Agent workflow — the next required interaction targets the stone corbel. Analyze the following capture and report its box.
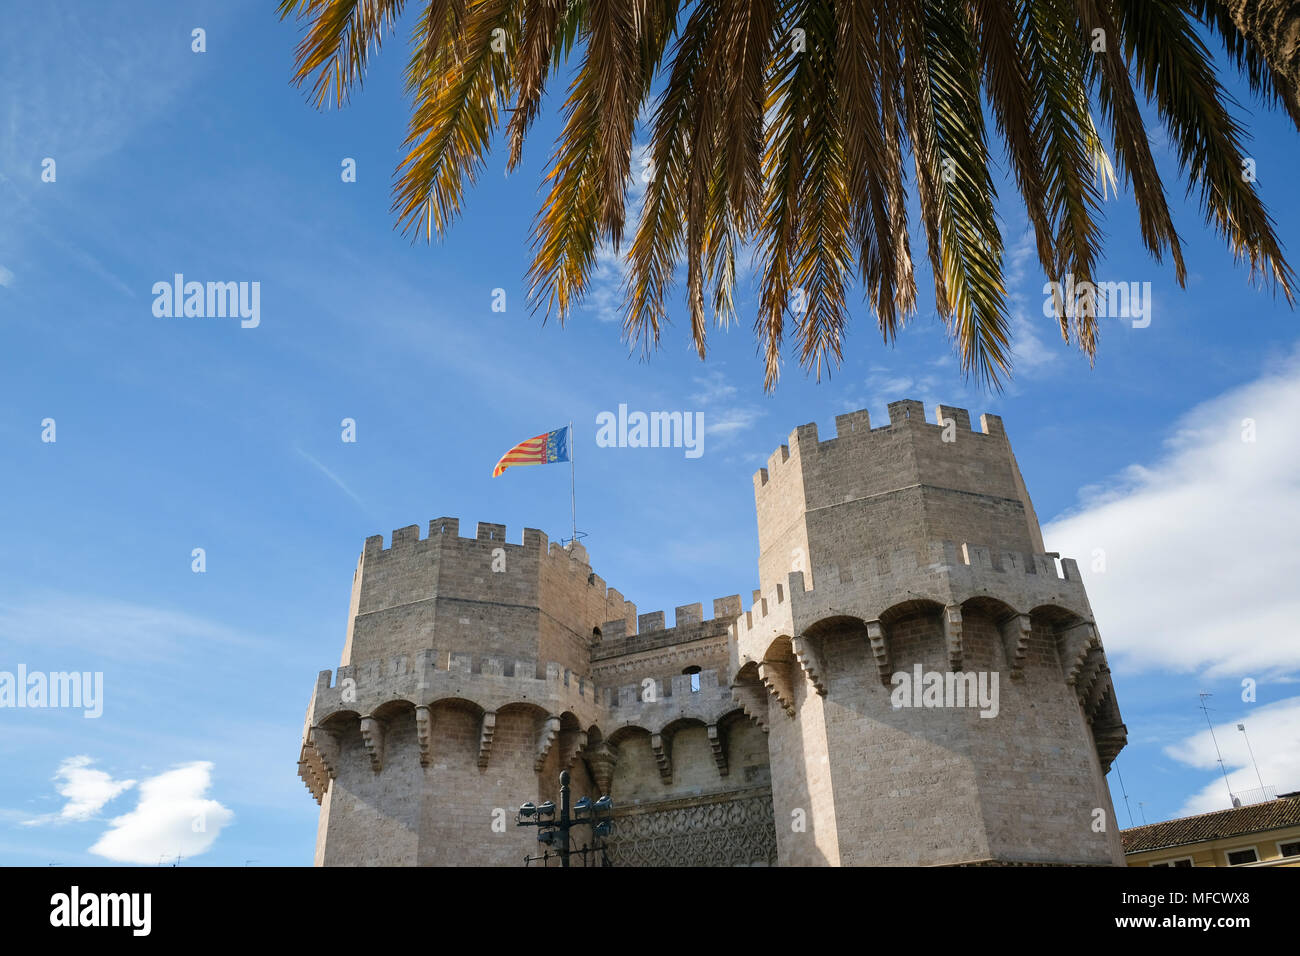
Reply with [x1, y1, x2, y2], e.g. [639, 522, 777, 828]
[707, 724, 728, 777]
[731, 682, 770, 732]
[297, 753, 325, 804]
[759, 659, 796, 718]
[308, 725, 340, 781]
[1075, 647, 1105, 703]
[1001, 614, 1032, 679]
[478, 711, 497, 769]
[791, 634, 827, 696]
[1084, 666, 1112, 722]
[359, 715, 385, 772]
[560, 730, 588, 770]
[866, 620, 892, 685]
[1092, 715, 1128, 774]
[584, 741, 620, 797]
[534, 716, 561, 772]
[944, 605, 963, 672]
[1058, 622, 1098, 685]
[415, 705, 432, 767]
[650, 732, 672, 783]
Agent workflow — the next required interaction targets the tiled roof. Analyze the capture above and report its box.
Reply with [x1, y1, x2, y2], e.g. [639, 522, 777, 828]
[1121, 796, 1300, 853]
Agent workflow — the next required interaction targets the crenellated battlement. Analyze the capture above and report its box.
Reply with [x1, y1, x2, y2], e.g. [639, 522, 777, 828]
[594, 594, 743, 648]
[355, 516, 643, 617]
[753, 401, 1006, 491]
[362, 516, 587, 563]
[306, 647, 604, 727]
[303, 403, 1125, 868]
[602, 667, 737, 729]
[733, 538, 1094, 679]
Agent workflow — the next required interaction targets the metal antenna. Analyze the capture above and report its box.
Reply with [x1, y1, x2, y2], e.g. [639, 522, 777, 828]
[1113, 758, 1135, 828]
[1198, 692, 1236, 806]
[1237, 723, 1267, 792]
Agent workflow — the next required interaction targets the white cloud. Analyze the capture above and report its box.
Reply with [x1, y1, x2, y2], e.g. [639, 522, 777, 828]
[23, 756, 134, 825]
[690, 369, 738, 405]
[1003, 228, 1062, 375]
[585, 239, 632, 324]
[705, 406, 764, 439]
[89, 761, 233, 864]
[690, 369, 762, 442]
[844, 368, 965, 426]
[1044, 348, 1300, 678]
[0, 264, 13, 287]
[1163, 697, 1300, 816]
[0, 596, 258, 663]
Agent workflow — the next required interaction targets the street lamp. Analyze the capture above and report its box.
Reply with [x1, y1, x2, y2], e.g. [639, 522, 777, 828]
[515, 770, 615, 867]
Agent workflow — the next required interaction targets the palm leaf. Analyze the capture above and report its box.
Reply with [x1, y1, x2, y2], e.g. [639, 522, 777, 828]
[280, 0, 408, 108]
[1119, 0, 1295, 302]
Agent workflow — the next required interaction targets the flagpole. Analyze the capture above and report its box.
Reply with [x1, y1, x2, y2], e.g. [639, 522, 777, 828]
[569, 421, 576, 544]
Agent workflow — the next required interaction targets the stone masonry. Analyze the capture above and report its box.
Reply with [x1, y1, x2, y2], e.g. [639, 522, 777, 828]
[298, 401, 1127, 866]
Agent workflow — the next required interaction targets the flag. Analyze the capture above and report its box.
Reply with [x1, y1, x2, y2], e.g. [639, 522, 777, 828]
[492, 426, 570, 477]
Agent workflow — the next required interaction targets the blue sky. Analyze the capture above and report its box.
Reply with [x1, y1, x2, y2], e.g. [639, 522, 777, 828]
[1, 0, 1298, 864]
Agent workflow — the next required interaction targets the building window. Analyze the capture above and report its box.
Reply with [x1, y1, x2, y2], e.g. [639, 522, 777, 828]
[683, 665, 701, 693]
[1225, 847, 1258, 866]
[1149, 857, 1193, 867]
[1278, 841, 1300, 858]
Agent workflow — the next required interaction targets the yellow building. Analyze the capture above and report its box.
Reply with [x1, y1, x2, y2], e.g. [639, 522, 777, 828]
[1123, 793, 1300, 867]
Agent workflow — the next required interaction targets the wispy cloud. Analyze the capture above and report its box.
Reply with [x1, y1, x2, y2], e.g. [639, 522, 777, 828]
[23, 756, 134, 826]
[295, 446, 370, 515]
[690, 369, 762, 442]
[1044, 347, 1300, 678]
[841, 365, 963, 425]
[0, 596, 259, 662]
[1004, 227, 1061, 375]
[0, 264, 13, 288]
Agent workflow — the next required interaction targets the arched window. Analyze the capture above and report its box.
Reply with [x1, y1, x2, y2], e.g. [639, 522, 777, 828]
[682, 665, 701, 693]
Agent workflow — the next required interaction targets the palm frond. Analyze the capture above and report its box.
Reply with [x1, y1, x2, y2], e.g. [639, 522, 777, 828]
[391, 0, 519, 242]
[790, 2, 853, 380]
[1119, 0, 1295, 302]
[1076, 0, 1186, 287]
[755, 0, 819, 388]
[1021, 0, 1110, 351]
[505, 0, 572, 170]
[1182, 0, 1300, 131]
[971, 0, 1054, 280]
[836, 0, 907, 335]
[624, 1, 719, 357]
[903, 0, 1011, 386]
[280, 0, 408, 108]
[528, 0, 678, 319]
[279, 0, 1300, 392]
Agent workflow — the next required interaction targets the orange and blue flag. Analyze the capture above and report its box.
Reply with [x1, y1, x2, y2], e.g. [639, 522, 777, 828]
[492, 426, 571, 477]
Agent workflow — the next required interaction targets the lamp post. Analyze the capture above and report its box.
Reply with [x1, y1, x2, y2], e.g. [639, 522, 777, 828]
[515, 770, 614, 867]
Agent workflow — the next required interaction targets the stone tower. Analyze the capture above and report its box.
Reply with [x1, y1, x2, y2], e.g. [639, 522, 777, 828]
[297, 402, 1126, 866]
[733, 401, 1126, 864]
